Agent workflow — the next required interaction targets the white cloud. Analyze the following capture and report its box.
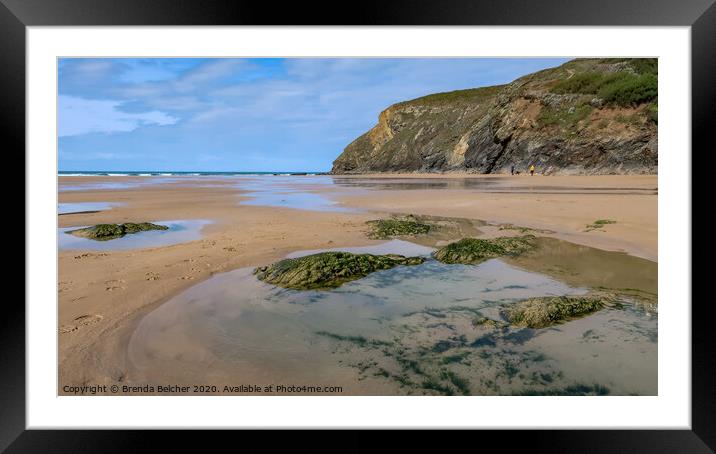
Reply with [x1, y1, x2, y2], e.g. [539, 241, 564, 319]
[58, 95, 177, 137]
[174, 59, 245, 91]
[189, 106, 241, 123]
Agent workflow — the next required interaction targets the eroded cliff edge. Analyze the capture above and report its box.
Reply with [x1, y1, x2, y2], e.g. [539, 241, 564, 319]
[331, 58, 657, 175]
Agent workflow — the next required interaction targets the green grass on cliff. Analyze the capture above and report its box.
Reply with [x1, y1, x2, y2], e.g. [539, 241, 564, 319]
[599, 58, 657, 75]
[647, 102, 658, 123]
[397, 85, 504, 107]
[552, 59, 657, 107]
[553, 71, 657, 106]
[537, 103, 593, 133]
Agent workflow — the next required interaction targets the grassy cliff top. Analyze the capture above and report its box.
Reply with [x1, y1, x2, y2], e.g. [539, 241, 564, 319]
[393, 84, 505, 108]
[391, 58, 657, 110]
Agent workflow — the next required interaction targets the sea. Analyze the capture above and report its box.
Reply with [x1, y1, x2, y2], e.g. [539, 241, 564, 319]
[58, 171, 324, 176]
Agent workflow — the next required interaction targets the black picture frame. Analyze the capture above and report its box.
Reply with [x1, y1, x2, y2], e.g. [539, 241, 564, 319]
[6, 0, 710, 450]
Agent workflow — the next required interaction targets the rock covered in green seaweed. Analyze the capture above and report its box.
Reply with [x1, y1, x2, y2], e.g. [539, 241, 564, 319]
[67, 222, 169, 241]
[366, 215, 431, 239]
[254, 251, 426, 290]
[502, 295, 614, 328]
[585, 219, 617, 232]
[472, 316, 508, 330]
[433, 235, 536, 264]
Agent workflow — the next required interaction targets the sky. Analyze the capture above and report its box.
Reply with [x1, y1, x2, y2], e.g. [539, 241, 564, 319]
[58, 57, 571, 172]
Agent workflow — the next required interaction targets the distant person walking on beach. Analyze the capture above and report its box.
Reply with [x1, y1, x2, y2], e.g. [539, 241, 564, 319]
[510, 165, 515, 175]
[529, 165, 535, 176]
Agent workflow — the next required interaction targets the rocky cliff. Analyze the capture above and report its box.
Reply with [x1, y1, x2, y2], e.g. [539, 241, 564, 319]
[331, 58, 657, 175]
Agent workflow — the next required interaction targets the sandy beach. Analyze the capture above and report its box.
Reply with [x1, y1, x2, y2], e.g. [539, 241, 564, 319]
[58, 174, 657, 393]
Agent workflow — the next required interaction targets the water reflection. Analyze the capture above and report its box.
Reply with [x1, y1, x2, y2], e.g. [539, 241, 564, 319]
[331, 177, 657, 195]
[58, 201, 121, 215]
[235, 176, 356, 212]
[128, 239, 657, 395]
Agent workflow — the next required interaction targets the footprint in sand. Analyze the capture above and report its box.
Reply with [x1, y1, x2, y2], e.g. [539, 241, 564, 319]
[73, 252, 108, 260]
[75, 314, 103, 325]
[105, 279, 126, 285]
[145, 272, 160, 281]
[105, 279, 126, 291]
[59, 314, 103, 334]
[58, 280, 73, 292]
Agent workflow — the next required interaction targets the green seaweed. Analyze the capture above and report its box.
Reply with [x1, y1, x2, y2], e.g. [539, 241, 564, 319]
[441, 351, 471, 365]
[254, 251, 425, 290]
[396, 357, 426, 376]
[66, 222, 169, 241]
[498, 224, 534, 234]
[472, 316, 508, 330]
[517, 383, 610, 396]
[502, 295, 612, 329]
[366, 215, 431, 239]
[421, 377, 455, 395]
[585, 219, 617, 231]
[433, 235, 537, 265]
[315, 330, 393, 347]
[439, 369, 472, 395]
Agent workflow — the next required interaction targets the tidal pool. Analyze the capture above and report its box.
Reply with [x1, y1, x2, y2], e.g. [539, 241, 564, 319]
[241, 191, 354, 212]
[58, 201, 121, 215]
[127, 239, 657, 395]
[58, 219, 212, 251]
[236, 176, 357, 212]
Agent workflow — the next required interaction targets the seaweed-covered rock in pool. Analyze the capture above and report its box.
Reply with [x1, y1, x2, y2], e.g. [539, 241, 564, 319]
[67, 222, 169, 241]
[366, 215, 431, 239]
[121, 222, 169, 234]
[433, 235, 536, 264]
[254, 251, 426, 290]
[472, 316, 508, 330]
[502, 295, 614, 328]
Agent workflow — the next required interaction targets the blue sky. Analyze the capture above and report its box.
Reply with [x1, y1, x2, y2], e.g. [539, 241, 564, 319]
[58, 58, 570, 172]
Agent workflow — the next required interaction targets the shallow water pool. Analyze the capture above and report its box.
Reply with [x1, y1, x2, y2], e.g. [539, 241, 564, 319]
[58, 219, 212, 251]
[235, 176, 357, 212]
[58, 201, 121, 214]
[127, 239, 657, 395]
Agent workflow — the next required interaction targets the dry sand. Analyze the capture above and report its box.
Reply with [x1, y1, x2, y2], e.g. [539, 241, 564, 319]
[57, 174, 657, 391]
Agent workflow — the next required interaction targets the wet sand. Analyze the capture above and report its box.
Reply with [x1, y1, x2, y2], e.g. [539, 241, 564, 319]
[57, 174, 657, 393]
[334, 174, 657, 261]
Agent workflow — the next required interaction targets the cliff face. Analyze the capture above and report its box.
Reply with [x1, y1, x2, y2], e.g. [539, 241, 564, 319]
[331, 59, 657, 175]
